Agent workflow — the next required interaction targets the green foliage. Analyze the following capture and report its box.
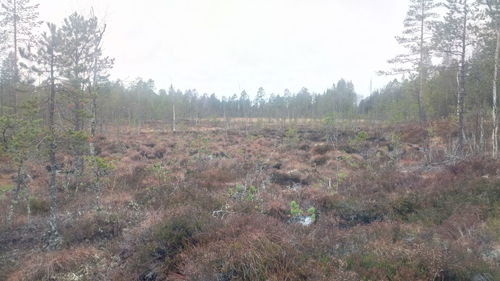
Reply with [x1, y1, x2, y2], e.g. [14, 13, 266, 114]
[307, 207, 317, 222]
[337, 171, 348, 184]
[322, 112, 336, 127]
[391, 196, 421, 222]
[29, 197, 50, 215]
[189, 136, 210, 156]
[290, 200, 303, 216]
[247, 185, 257, 201]
[62, 211, 125, 244]
[228, 184, 257, 201]
[0, 184, 13, 200]
[348, 131, 369, 149]
[486, 207, 500, 241]
[148, 161, 170, 187]
[151, 214, 204, 270]
[390, 133, 401, 147]
[346, 252, 427, 281]
[0, 100, 43, 165]
[0, 115, 16, 153]
[85, 156, 115, 176]
[355, 131, 368, 142]
[284, 126, 299, 145]
[63, 129, 89, 155]
[390, 178, 500, 225]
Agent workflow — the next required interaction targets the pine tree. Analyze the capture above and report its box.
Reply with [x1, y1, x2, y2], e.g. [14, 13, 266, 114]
[0, 0, 41, 114]
[484, 0, 500, 157]
[59, 12, 108, 176]
[5, 99, 41, 227]
[389, 0, 439, 123]
[0, 53, 17, 114]
[21, 23, 64, 249]
[434, 0, 482, 153]
[86, 15, 113, 210]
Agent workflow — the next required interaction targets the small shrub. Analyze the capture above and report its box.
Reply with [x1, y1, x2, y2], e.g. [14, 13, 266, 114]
[284, 126, 300, 146]
[312, 155, 329, 166]
[180, 216, 313, 281]
[391, 195, 420, 222]
[307, 207, 317, 222]
[6, 247, 103, 281]
[228, 184, 257, 201]
[263, 200, 288, 220]
[62, 212, 125, 244]
[312, 144, 334, 155]
[331, 200, 385, 228]
[29, 197, 50, 215]
[124, 164, 149, 189]
[271, 172, 306, 186]
[145, 211, 209, 272]
[355, 131, 368, 142]
[0, 184, 13, 200]
[290, 201, 303, 216]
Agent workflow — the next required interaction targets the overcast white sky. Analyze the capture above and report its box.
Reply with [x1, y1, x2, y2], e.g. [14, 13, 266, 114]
[39, 0, 409, 98]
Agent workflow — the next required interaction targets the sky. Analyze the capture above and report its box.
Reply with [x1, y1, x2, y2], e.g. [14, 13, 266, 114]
[39, 0, 410, 98]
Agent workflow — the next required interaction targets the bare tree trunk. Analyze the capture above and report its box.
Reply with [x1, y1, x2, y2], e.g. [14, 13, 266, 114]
[46, 47, 62, 250]
[172, 104, 176, 132]
[6, 165, 23, 227]
[0, 83, 4, 116]
[480, 111, 485, 153]
[12, 0, 18, 116]
[457, 1, 468, 155]
[89, 85, 101, 211]
[493, 27, 499, 158]
[74, 97, 84, 175]
[223, 105, 229, 138]
[418, 0, 427, 123]
[25, 182, 31, 226]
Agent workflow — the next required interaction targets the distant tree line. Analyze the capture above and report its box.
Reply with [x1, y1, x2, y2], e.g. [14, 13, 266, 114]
[95, 78, 357, 126]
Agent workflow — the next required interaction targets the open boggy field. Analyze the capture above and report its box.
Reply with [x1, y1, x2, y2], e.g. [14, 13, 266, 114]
[1, 120, 500, 281]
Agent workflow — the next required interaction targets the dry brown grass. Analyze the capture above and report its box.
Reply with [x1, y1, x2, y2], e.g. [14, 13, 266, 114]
[6, 247, 104, 281]
[2, 122, 499, 281]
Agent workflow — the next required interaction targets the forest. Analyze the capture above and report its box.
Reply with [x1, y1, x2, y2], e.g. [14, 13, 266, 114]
[0, 0, 500, 281]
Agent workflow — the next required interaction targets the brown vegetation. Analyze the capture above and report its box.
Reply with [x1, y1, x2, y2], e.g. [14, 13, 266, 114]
[1, 121, 499, 281]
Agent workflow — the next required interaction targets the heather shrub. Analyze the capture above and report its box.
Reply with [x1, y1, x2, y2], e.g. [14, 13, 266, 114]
[152, 216, 203, 270]
[312, 155, 329, 166]
[407, 179, 499, 225]
[6, 247, 104, 281]
[130, 207, 215, 279]
[62, 211, 125, 244]
[122, 164, 149, 189]
[327, 200, 386, 228]
[28, 197, 50, 215]
[135, 185, 172, 208]
[312, 144, 334, 155]
[390, 195, 421, 222]
[181, 215, 311, 281]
